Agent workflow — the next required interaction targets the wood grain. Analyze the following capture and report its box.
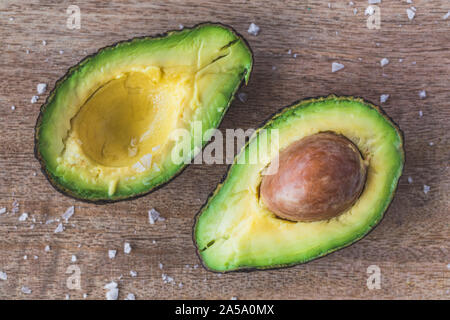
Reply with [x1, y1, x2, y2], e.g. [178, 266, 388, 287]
[0, 0, 449, 299]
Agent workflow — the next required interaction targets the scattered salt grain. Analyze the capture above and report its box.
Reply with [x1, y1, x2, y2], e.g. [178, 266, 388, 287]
[71, 255, 77, 262]
[54, 223, 64, 233]
[104, 281, 119, 300]
[83, 293, 88, 298]
[447, 263, 450, 270]
[247, 23, 260, 36]
[36, 83, 47, 95]
[21, 286, 32, 294]
[31, 95, 39, 104]
[418, 90, 426, 99]
[178, 282, 183, 288]
[159, 262, 163, 269]
[65, 294, 70, 300]
[11, 105, 15, 110]
[353, 8, 358, 15]
[62, 206, 74, 222]
[124, 242, 132, 254]
[407, 176, 413, 184]
[34, 255, 38, 260]
[23, 255, 27, 260]
[162, 273, 174, 284]
[423, 185, 430, 194]
[419, 110, 423, 117]
[0, 271, 7, 280]
[380, 94, 390, 103]
[125, 293, 135, 300]
[148, 208, 165, 224]
[406, 8, 415, 20]
[130, 270, 137, 277]
[108, 250, 116, 259]
[42, 40, 47, 46]
[45, 245, 51, 252]
[0, 208, 6, 215]
[443, 11, 450, 20]
[231, 296, 238, 300]
[59, 50, 64, 55]
[365, 6, 375, 16]
[331, 62, 345, 73]
[179, 24, 184, 30]
[429, 142, 434, 146]
[368, 0, 381, 4]
[380, 58, 389, 67]
[18, 213, 28, 222]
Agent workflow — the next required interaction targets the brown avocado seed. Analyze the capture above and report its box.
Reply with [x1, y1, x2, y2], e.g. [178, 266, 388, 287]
[260, 132, 367, 222]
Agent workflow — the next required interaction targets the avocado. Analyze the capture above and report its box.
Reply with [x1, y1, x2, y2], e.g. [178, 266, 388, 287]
[194, 96, 404, 272]
[35, 24, 253, 202]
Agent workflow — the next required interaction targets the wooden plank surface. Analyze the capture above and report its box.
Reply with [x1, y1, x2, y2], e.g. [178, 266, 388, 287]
[0, 0, 449, 300]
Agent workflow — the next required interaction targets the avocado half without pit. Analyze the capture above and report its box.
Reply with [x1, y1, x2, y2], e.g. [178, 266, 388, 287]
[35, 24, 253, 202]
[194, 96, 404, 272]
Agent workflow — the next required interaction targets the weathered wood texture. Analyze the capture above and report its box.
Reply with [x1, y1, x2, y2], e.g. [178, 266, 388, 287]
[0, 0, 449, 299]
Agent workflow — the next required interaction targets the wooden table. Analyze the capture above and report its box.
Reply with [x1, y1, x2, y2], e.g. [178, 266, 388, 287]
[0, 0, 448, 300]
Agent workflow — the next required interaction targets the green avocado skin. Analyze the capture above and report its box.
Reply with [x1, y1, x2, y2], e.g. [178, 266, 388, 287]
[194, 96, 404, 272]
[35, 23, 253, 203]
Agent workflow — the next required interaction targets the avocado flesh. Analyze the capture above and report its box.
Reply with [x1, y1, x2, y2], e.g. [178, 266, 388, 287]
[36, 24, 252, 201]
[194, 96, 404, 272]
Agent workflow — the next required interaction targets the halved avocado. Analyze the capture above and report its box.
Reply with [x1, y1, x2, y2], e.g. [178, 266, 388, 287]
[35, 23, 253, 202]
[194, 96, 404, 272]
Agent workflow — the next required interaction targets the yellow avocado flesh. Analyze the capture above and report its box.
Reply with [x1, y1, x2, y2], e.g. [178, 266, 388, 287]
[73, 69, 184, 168]
[195, 97, 404, 271]
[36, 24, 253, 201]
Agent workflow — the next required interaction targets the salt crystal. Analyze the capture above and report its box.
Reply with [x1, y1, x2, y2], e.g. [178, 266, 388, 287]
[380, 94, 390, 103]
[11, 105, 15, 111]
[365, 6, 375, 16]
[125, 293, 135, 300]
[71, 255, 77, 262]
[19, 213, 28, 221]
[54, 223, 64, 233]
[418, 90, 426, 99]
[407, 8, 415, 20]
[45, 245, 51, 252]
[148, 208, 165, 224]
[42, 40, 46, 46]
[368, 0, 381, 4]
[31, 95, 39, 104]
[419, 110, 423, 117]
[407, 176, 413, 184]
[332, 62, 345, 72]
[62, 206, 74, 222]
[159, 262, 163, 269]
[0, 207, 6, 215]
[21, 286, 32, 294]
[36, 83, 47, 95]
[247, 23, 260, 36]
[380, 58, 389, 67]
[104, 281, 119, 300]
[443, 11, 450, 20]
[108, 250, 116, 259]
[238, 92, 248, 103]
[423, 185, 430, 194]
[124, 242, 132, 254]
[130, 270, 137, 277]
[0, 271, 7, 280]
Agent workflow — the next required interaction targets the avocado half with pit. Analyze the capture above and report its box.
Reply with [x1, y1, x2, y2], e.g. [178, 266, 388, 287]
[35, 24, 253, 202]
[194, 96, 404, 272]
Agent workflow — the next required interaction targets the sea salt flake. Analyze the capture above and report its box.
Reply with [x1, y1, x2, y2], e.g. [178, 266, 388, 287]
[125, 293, 135, 300]
[418, 90, 426, 99]
[380, 58, 389, 67]
[62, 206, 74, 222]
[365, 6, 375, 16]
[19, 213, 28, 221]
[0, 207, 7, 215]
[0, 271, 7, 280]
[54, 223, 64, 233]
[130, 270, 137, 277]
[21, 286, 32, 294]
[247, 23, 260, 36]
[104, 281, 119, 300]
[36, 83, 47, 94]
[108, 250, 116, 259]
[368, 0, 381, 4]
[148, 208, 165, 224]
[407, 8, 415, 20]
[407, 176, 413, 184]
[71, 255, 77, 262]
[124, 242, 132, 254]
[31, 95, 39, 104]
[380, 94, 389, 103]
[423, 185, 430, 194]
[443, 11, 450, 20]
[45, 245, 51, 252]
[332, 62, 344, 72]
[419, 110, 423, 117]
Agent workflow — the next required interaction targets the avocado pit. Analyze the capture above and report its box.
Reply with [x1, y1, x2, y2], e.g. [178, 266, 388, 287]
[260, 132, 367, 222]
